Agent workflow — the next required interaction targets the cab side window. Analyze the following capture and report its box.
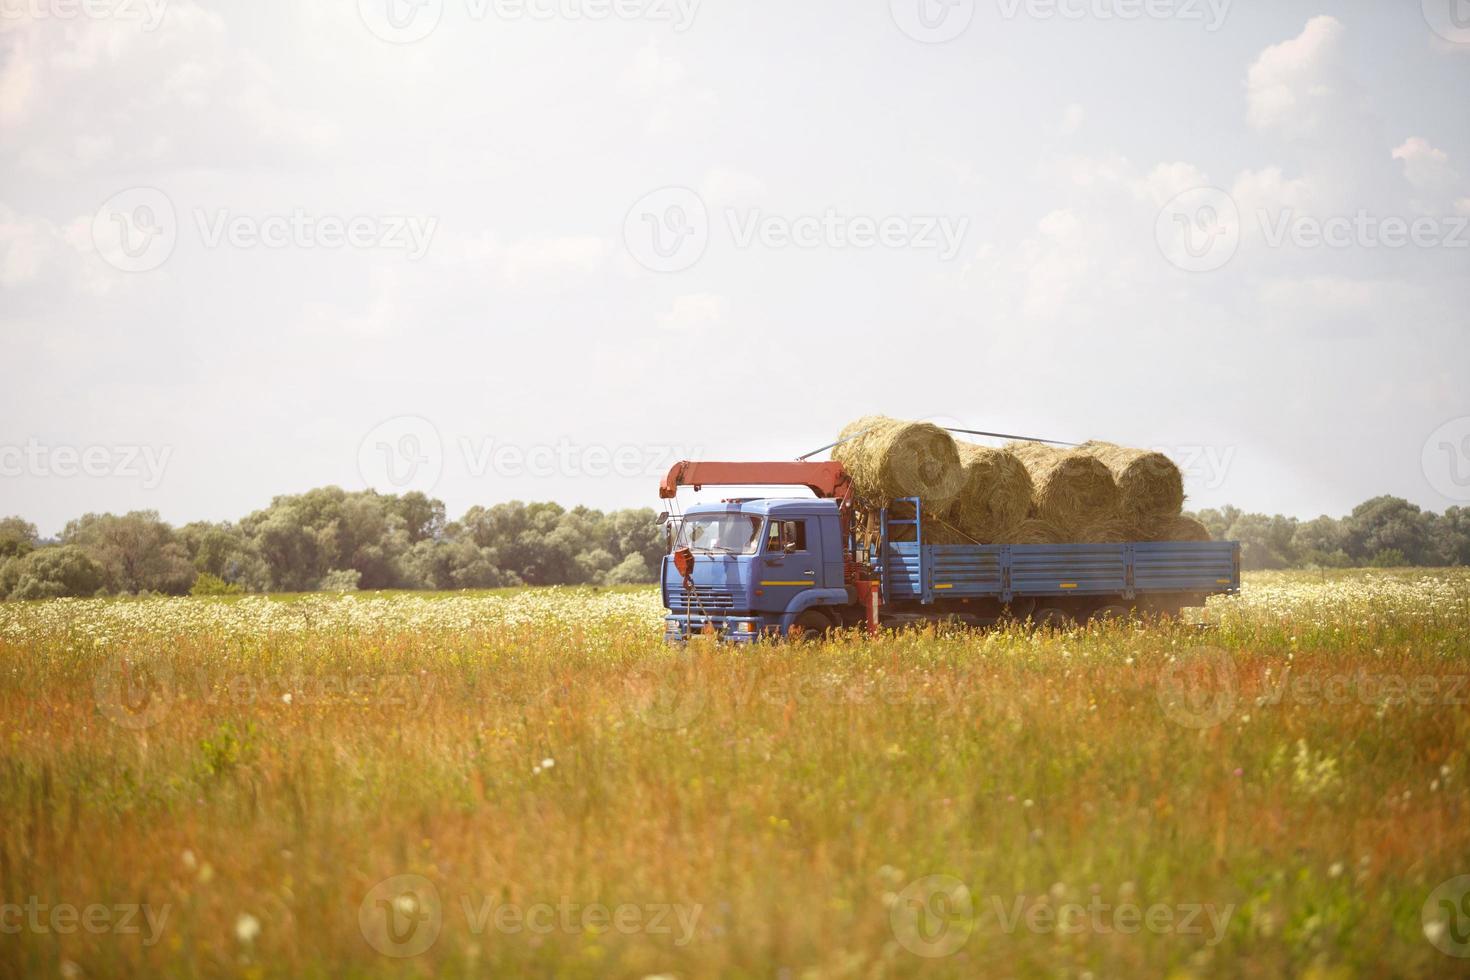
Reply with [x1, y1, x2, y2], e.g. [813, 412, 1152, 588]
[766, 519, 808, 553]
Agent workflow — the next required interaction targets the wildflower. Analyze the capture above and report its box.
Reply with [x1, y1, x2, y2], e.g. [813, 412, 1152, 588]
[235, 913, 261, 944]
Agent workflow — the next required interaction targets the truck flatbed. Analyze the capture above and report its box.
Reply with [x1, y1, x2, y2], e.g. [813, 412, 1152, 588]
[878, 540, 1239, 604]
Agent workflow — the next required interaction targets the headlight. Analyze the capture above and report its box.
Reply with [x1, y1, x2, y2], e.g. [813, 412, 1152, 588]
[734, 621, 756, 634]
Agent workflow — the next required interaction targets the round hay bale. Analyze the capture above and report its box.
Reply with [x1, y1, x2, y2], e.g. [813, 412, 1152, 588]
[950, 443, 1033, 542]
[1078, 441, 1184, 518]
[995, 518, 1067, 544]
[1004, 441, 1122, 533]
[1075, 516, 1132, 543]
[833, 416, 964, 510]
[1135, 515, 1213, 542]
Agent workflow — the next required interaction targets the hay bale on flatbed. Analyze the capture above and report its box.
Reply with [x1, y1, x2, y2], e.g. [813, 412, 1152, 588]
[949, 443, 1033, 543]
[1134, 515, 1213, 542]
[1078, 441, 1184, 518]
[997, 518, 1067, 544]
[1004, 441, 1122, 533]
[833, 416, 963, 511]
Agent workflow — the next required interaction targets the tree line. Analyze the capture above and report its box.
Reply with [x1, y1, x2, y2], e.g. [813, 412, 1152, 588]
[0, 489, 1466, 600]
[1190, 496, 1470, 571]
[0, 487, 665, 600]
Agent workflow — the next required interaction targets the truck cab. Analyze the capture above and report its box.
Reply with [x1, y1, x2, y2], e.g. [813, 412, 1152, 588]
[661, 499, 849, 642]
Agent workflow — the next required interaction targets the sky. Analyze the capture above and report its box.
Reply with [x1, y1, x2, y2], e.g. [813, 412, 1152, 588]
[1, 0, 1468, 536]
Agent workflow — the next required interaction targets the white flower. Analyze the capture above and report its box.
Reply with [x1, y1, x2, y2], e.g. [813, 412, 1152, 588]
[235, 913, 261, 944]
[540, 757, 555, 769]
[281, 692, 293, 705]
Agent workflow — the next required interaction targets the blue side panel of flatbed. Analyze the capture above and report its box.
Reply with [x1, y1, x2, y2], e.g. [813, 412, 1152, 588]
[1131, 541, 1239, 593]
[876, 541, 1239, 603]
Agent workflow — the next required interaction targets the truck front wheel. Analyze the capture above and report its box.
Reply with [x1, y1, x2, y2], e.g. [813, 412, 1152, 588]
[788, 609, 834, 642]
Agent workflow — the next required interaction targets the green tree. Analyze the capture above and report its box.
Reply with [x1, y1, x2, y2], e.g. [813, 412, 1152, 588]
[5, 546, 106, 600]
[62, 511, 193, 594]
[1343, 496, 1433, 566]
[0, 517, 38, 559]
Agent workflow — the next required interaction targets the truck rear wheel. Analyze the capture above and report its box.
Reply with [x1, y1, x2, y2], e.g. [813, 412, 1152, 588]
[1032, 605, 1077, 631]
[1089, 603, 1136, 624]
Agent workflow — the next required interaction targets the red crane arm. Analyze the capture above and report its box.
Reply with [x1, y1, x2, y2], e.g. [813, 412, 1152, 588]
[658, 461, 851, 501]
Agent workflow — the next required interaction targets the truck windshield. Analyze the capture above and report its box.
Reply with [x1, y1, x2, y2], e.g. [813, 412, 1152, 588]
[675, 514, 764, 555]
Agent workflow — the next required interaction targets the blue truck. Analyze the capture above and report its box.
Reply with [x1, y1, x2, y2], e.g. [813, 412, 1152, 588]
[657, 460, 1240, 641]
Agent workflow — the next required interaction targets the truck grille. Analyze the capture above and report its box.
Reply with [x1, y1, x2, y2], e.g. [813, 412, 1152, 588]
[667, 586, 736, 611]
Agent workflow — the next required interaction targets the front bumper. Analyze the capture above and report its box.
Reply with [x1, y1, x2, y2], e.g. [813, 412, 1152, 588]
[663, 614, 767, 643]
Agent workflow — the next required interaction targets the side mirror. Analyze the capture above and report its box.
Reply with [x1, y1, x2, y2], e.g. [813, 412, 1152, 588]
[655, 511, 669, 526]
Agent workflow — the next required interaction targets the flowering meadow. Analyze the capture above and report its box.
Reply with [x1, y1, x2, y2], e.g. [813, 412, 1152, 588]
[1, 570, 1469, 977]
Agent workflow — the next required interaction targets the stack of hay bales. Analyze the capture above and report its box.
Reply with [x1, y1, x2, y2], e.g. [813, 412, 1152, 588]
[834, 417, 1209, 544]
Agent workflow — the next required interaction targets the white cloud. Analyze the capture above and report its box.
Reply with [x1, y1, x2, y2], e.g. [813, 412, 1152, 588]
[1231, 166, 1318, 219]
[0, 3, 335, 174]
[453, 233, 606, 289]
[1246, 16, 1348, 139]
[701, 169, 768, 207]
[619, 36, 716, 136]
[658, 292, 728, 332]
[0, 202, 65, 287]
[1059, 103, 1085, 136]
[1392, 137, 1459, 191]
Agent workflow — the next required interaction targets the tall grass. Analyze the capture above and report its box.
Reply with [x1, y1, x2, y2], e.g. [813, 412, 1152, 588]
[1, 570, 1468, 977]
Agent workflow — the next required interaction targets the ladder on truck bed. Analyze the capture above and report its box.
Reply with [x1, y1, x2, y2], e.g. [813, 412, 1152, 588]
[877, 497, 923, 604]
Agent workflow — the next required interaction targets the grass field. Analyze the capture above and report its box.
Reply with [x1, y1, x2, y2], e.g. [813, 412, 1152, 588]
[2, 570, 1469, 978]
